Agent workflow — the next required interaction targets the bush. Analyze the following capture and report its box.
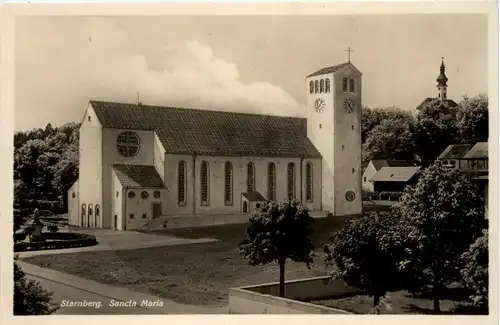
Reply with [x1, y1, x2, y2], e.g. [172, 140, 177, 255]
[461, 229, 488, 310]
[15, 200, 65, 215]
[14, 233, 98, 252]
[14, 255, 59, 315]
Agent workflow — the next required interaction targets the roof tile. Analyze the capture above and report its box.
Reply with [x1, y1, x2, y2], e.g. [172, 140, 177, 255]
[113, 164, 165, 188]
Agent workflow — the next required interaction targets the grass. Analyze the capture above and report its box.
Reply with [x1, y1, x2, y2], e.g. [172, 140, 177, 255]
[307, 289, 482, 315]
[22, 215, 353, 307]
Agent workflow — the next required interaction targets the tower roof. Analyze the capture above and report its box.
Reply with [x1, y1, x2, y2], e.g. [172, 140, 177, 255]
[436, 58, 448, 86]
[307, 62, 361, 77]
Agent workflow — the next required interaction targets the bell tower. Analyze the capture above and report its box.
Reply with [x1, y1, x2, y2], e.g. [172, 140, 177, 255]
[306, 58, 362, 216]
[436, 58, 448, 102]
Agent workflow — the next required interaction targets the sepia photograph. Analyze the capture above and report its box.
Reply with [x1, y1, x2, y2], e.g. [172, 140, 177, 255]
[1, 2, 497, 322]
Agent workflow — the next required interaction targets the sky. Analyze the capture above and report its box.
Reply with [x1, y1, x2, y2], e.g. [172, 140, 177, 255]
[14, 14, 488, 131]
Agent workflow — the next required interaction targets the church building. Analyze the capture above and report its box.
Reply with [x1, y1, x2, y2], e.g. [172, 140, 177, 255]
[67, 61, 363, 230]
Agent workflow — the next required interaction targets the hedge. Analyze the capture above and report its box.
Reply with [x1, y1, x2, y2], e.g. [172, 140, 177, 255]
[14, 200, 65, 215]
[14, 233, 98, 252]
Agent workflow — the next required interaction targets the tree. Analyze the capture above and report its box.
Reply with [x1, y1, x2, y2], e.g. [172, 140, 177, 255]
[396, 162, 486, 312]
[14, 255, 59, 315]
[362, 117, 417, 168]
[239, 200, 315, 297]
[414, 99, 459, 166]
[456, 94, 488, 144]
[324, 211, 405, 308]
[461, 229, 489, 311]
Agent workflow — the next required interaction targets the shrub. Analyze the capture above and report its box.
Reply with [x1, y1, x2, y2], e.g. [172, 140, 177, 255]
[461, 229, 488, 310]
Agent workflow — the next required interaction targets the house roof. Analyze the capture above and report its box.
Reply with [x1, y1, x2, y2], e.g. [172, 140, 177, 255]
[370, 159, 389, 171]
[307, 62, 361, 78]
[416, 97, 458, 111]
[242, 191, 267, 202]
[113, 164, 166, 188]
[370, 166, 421, 183]
[463, 142, 488, 159]
[438, 144, 473, 160]
[90, 100, 321, 158]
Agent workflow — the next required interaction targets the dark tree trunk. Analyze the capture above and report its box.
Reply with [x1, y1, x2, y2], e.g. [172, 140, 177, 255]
[279, 257, 286, 298]
[433, 261, 441, 313]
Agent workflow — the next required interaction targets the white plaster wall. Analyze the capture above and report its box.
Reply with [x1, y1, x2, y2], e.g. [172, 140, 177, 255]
[67, 180, 79, 226]
[163, 154, 322, 215]
[332, 68, 363, 216]
[110, 170, 123, 230]
[101, 128, 156, 228]
[78, 103, 103, 228]
[123, 188, 166, 230]
[153, 132, 166, 182]
[362, 162, 376, 192]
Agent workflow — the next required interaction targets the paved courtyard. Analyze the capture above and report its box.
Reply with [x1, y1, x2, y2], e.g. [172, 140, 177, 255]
[18, 226, 218, 257]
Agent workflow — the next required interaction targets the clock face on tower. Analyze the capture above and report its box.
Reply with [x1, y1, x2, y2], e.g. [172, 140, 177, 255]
[344, 97, 356, 113]
[314, 98, 325, 113]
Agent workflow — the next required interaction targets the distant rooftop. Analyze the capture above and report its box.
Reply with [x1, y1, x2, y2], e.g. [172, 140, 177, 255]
[307, 62, 361, 78]
[370, 166, 421, 183]
[438, 144, 473, 160]
[463, 142, 488, 159]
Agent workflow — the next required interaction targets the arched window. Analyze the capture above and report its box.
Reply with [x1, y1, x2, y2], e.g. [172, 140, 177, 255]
[306, 163, 313, 202]
[81, 204, 86, 217]
[247, 162, 255, 192]
[267, 162, 276, 201]
[201, 161, 209, 205]
[287, 163, 296, 200]
[95, 204, 100, 217]
[88, 204, 93, 217]
[224, 162, 233, 206]
[325, 78, 331, 93]
[320, 79, 325, 93]
[178, 161, 187, 205]
[88, 204, 93, 227]
[342, 77, 348, 93]
[349, 79, 356, 93]
[309, 81, 314, 94]
[314, 80, 319, 94]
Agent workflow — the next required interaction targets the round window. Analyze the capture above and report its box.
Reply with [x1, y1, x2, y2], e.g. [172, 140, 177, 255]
[345, 190, 356, 202]
[141, 191, 149, 199]
[153, 190, 161, 199]
[128, 191, 136, 199]
[117, 131, 140, 157]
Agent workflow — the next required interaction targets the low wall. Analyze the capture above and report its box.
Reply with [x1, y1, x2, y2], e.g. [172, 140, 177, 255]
[229, 276, 359, 314]
[144, 210, 332, 230]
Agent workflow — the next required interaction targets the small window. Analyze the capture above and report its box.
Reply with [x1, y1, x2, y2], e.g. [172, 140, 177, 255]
[129, 214, 135, 219]
[320, 79, 325, 93]
[342, 78, 348, 93]
[95, 204, 100, 216]
[364, 177, 367, 182]
[116, 191, 119, 198]
[256, 203, 261, 209]
[342, 145, 345, 150]
[88, 204, 93, 216]
[72, 192, 76, 199]
[352, 168, 355, 174]
[153, 190, 161, 199]
[88, 116, 91, 122]
[349, 79, 355, 93]
[319, 124, 322, 129]
[325, 78, 331, 93]
[314, 80, 319, 93]
[142, 213, 147, 219]
[141, 191, 149, 199]
[309, 81, 314, 94]
[81, 204, 86, 216]
[128, 191, 136, 199]
[352, 125, 354, 130]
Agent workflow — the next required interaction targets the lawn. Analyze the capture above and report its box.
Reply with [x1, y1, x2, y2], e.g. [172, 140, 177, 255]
[22, 215, 353, 307]
[307, 289, 480, 315]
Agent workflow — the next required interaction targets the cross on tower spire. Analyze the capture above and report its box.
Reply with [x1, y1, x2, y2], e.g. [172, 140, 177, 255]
[345, 47, 354, 62]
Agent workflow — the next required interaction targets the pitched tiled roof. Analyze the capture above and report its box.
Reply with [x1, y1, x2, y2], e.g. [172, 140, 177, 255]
[438, 144, 473, 160]
[463, 142, 488, 159]
[416, 97, 458, 111]
[242, 191, 267, 202]
[370, 159, 389, 171]
[113, 164, 165, 188]
[307, 62, 361, 77]
[90, 101, 321, 158]
[370, 166, 421, 183]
